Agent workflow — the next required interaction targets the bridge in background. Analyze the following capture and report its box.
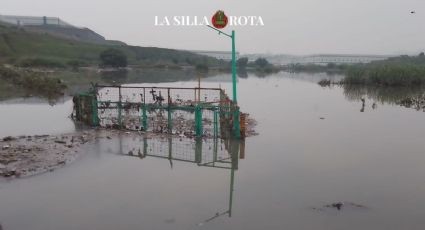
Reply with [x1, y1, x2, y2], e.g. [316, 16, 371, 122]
[243, 53, 395, 65]
[295, 54, 394, 65]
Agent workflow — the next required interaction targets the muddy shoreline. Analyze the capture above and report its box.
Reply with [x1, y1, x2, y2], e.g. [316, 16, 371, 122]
[0, 130, 100, 179]
[0, 129, 155, 179]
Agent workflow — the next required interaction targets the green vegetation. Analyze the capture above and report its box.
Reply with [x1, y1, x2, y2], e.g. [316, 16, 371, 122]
[248, 58, 280, 74]
[18, 57, 66, 68]
[344, 54, 425, 86]
[66, 60, 89, 69]
[195, 63, 209, 73]
[254, 58, 269, 68]
[0, 24, 224, 68]
[236, 57, 248, 68]
[99, 48, 127, 68]
[288, 63, 348, 73]
[0, 66, 66, 101]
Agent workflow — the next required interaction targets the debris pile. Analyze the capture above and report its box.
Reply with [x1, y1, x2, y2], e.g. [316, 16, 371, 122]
[100, 110, 258, 138]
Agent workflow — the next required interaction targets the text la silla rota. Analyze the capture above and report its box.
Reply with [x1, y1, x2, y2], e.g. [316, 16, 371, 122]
[154, 16, 264, 26]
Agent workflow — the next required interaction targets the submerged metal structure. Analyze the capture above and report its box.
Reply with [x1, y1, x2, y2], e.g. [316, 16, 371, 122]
[73, 84, 245, 139]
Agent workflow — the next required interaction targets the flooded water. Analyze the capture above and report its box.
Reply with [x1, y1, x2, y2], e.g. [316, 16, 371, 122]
[0, 97, 76, 138]
[1, 71, 425, 230]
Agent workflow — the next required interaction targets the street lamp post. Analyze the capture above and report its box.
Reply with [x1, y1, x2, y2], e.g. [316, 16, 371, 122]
[206, 25, 240, 138]
[231, 30, 237, 103]
[206, 25, 237, 103]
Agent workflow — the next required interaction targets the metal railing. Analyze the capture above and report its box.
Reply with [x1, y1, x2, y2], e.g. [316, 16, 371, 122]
[74, 84, 243, 139]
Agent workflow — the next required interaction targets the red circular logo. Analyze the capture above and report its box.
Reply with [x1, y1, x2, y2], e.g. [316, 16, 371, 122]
[212, 10, 228, 29]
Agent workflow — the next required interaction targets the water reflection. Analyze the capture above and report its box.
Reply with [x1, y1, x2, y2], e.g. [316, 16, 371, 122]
[114, 135, 244, 222]
[342, 84, 425, 112]
[237, 69, 248, 79]
[100, 70, 129, 84]
[2, 73, 425, 230]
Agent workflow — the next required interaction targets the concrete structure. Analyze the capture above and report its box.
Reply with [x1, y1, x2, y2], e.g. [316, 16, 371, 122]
[189, 50, 240, 61]
[0, 14, 75, 27]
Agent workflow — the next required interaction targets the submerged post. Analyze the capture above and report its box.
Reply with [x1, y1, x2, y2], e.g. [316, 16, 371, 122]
[195, 138, 202, 164]
[118, 86, 122, 128]
[233, 106, 241, 139]
[168, 108, 172, 133]
[143, 136, 148, 155]
[142, 104, 147, 131]
[167, 88, 172, 132]
[213, 110, 219, 138]
[168, 137, 173, 166]
[91, 94, 99, 126]
[195, 106, 203, 137]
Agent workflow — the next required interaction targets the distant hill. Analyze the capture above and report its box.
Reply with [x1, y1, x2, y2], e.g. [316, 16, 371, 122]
[0, 21, 223, 67]
[0, 14, 123, 45]
[23, 25, 126, 45]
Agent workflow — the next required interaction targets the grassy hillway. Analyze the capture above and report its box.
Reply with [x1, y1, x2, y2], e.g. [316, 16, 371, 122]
[0, 22, 223, 68]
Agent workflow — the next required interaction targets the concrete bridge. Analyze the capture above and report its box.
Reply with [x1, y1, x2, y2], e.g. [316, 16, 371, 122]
[297, 54, 394, 65]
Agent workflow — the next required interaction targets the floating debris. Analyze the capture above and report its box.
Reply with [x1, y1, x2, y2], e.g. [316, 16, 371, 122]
[318, 79, 332, 87]
[398, 95, 425, 111]
[326, 202, 344, 210]
[0, 131, 103, 179]
[313, 202, 368, 212]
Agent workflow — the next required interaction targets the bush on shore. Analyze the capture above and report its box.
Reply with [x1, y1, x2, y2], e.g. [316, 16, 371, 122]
[343, 53, 425, 86]
[0, 67, 66, 98]
[345, 63, 425, 86]
[18, 58, 66, 68]
[99, 48, 127, 68]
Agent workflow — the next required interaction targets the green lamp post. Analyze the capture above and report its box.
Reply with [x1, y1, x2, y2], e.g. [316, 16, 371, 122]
[206, 25, 241, 138]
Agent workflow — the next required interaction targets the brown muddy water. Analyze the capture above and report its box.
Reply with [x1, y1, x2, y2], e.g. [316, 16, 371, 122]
[1, 72, 425, 230]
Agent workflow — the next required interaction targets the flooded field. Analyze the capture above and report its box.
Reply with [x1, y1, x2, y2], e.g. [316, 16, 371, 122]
[1, 71, 425, 230]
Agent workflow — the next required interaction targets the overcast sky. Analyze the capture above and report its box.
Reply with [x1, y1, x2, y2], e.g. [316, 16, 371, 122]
[2, 0, 425, 55]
